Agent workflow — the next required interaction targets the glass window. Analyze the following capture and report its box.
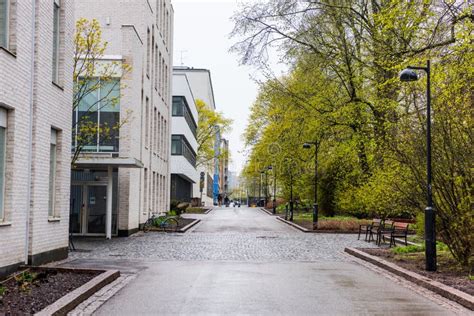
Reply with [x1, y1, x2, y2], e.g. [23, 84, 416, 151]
[172, 96, 184, 116]
[49, 129, 57, 217]
[52, 1, 60, 83]
[171, 135, 182, 155]
[74, 79, 120, 153]
[0, 108, 6, 220]
[99, 80, 120, 152]
[0, 0, 9, 48]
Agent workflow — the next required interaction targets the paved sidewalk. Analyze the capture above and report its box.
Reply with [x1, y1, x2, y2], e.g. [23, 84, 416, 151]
[63, 207, 462, 315]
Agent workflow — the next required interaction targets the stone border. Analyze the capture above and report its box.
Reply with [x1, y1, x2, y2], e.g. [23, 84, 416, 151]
[259, 208, 276, 216]
[179, 219, 201, 233]
[36, 269, 120, 316]
[276, 216, 309, 232]
[204, 208, 213, 214]
[345, 247, 474, 311]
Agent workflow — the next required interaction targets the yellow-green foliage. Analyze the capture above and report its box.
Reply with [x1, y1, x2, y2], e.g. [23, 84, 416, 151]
[196, 99, 232, 168]
[233, 1, 473, 266]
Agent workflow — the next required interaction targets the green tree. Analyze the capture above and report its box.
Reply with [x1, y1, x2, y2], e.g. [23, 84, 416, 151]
[233, 1, 474, 266]
[196, 99, 232, 167]
[72, 18, 131, 165]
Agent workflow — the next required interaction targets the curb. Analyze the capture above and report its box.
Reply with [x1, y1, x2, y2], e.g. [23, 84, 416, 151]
[344, 247, 474, 311]
[179, 219, 201, 233]
[36, 269, 120, 316]
[204, 208, 213, 214]
[276, 216, 309, 232]
[259, 208, 276, 216]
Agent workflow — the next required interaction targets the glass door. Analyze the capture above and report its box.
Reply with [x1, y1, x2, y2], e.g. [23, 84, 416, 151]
[86, 185, 107, 234]
[70, 185, 83, 234]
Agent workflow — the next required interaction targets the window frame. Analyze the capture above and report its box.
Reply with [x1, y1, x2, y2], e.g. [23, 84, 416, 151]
[0, 108, 7, 221]
[0, 0, 10, 49]
[48, 129, 58, 218]
[74, 78, 121, 153]
[52, 0, 61, 83]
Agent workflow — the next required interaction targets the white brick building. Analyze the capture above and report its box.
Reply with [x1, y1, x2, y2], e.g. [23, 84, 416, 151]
[0, 0, 74, 276]
[73, 0, 173, 237]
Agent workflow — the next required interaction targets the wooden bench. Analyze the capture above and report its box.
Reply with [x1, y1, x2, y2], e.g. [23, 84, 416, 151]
[382, 222, 410, 247]
[370, 220, 394, 245]
[358, 219, 382, 241]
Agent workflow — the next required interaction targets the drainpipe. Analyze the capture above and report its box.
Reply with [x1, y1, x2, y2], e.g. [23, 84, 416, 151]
[25, 0, 37, 264]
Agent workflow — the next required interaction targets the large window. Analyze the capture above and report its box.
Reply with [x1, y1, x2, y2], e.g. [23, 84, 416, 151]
[49, 129, 58, 217]
[0, 108, 6, 221]
[52, 0, 60, 83]
[73, 79, 120, 152]
[172, 96, 197, 136]
[171, 135, 196, 167]
[0, 0, 9, 48]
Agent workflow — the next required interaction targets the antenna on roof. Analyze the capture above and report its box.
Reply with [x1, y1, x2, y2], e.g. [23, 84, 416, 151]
[179, 50, 188, 66]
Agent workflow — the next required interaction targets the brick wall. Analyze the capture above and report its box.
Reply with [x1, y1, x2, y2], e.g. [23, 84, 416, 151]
[74, 0, 173, 233]
[0, 0, 74, 273]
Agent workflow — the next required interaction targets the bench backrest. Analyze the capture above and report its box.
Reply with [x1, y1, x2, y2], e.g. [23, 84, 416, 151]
[371, 218, 382, 227]
[393, 222, 409, 232]
[383, 220, 394, 229]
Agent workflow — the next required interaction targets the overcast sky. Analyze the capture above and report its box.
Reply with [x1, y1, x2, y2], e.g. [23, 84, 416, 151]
[172, 0, 267, 174]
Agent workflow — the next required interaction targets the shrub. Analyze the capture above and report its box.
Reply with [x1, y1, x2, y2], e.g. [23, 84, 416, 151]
[0, 284, 6, 297]
[392, 245, 424, 254]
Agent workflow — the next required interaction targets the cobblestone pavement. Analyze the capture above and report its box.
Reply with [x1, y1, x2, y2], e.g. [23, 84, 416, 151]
[69, 208, 375, 263]
[65, 207, 463, 315]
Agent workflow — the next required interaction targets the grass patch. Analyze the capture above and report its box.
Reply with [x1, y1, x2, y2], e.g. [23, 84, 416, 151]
[185, 207, 210, 214]
[289, 213, 371, 231]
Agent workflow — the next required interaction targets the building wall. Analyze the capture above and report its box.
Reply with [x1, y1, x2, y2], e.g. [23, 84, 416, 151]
[75, 0, 174, 233]
[0, 0, 73, 275]
[173, 67, 217, 206]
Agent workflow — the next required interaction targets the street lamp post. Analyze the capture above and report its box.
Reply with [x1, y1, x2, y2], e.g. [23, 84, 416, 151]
[303, 142, 319, 230]
[289, 172, 294, 221]
[400, 60, 436, 272]
[268, 166, 276, 214]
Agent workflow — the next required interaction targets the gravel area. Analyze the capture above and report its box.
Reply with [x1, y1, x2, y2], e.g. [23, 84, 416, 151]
[0, 269, 99, 315]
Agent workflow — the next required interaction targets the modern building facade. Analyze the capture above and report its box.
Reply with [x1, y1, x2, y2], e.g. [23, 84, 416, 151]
[74, 0, 173, 238]
[171, 72, 198, 203]
[173, 66, 217, 206]
[0, 0, 74, 276]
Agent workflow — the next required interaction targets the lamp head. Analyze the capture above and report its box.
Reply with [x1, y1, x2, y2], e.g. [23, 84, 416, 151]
[303, 143, 311, 149]
[399, 68, 419, 82]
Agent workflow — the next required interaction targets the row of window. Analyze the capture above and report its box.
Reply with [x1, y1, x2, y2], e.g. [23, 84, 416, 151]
[144, 96, 168, 159]
[146, 26, 170, 101]
[143, 168, 167, 214]
[171, 135, 196, 167]
[172, 96, 197, 137]
[0, 108, 60, 222]
[0, 0, 64, 84]
[156, 0, 171, 46]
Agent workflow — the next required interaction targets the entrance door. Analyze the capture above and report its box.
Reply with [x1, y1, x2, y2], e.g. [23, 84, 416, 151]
[87, 185, 107, 234]
[70, 185, 83, 234]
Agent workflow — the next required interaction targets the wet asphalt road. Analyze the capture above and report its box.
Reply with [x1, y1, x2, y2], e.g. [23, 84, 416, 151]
[69, 207, 456, 315]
